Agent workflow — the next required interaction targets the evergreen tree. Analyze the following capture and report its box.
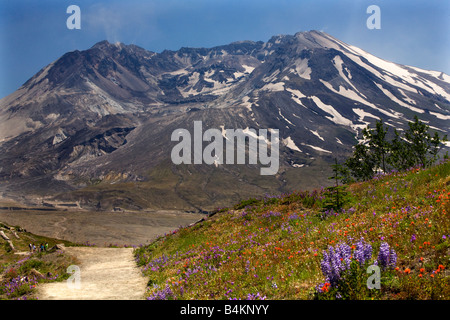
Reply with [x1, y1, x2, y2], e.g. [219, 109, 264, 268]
[363, 120, 390, 173]
[323, 158, 350, 212]
[402, 115, 447, 167]
[345, 119, 390, 180]
[344, 115, 447, 181]
[387, 129, 411, 171]
[345, 143, 376, 181]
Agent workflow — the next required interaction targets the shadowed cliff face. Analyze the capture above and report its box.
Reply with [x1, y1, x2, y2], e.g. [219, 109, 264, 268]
[0, 31, 449, 210]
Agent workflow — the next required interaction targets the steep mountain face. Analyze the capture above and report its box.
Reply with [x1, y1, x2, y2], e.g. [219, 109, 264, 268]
[1, 31, 449, 210]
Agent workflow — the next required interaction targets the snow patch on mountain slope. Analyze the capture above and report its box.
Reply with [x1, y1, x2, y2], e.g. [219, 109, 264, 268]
[316, 33, 450, 100]
[321, 80, 364, 103]
[429, 111, 450, 120]
[352, 108, 379, 131]
[309, 32, 342, 50]
[180, 72, 201, 97]
[398, 89, 417, 105]
[300, 142, 332, 154]
[291, 95, 306, 109]
[332, 55, 367, 98]
[292, 58, 312, 80]
[415, 77, 450, 102]
[408, 67, 450, 83]
[263, 70, 281, 83]
[329, 41, 387, 80]
[52, 129, 67, 145]
[353, 108, 379, 121]
[242, 65, 255, 74]
[310, 96, 353, 127]
[346, 44, 411, 78]
[319, 80, 399, 118]
[167, 68, 189, 76]
[278, 108, 294, 126]
[282, 136, 302, 152]
[347, 45, 450, 101]
[241, 96, 253, 112]
[380, 74, 418, 93]
[261, 82, 285, 92]
[242, 127, 270, 144]
[309, 129, 324, 141]
[286, 88, 307, 108]
[219, 125, 229, 140]
[345, 66, 353, 79]
[374, 83, 424, 113]
[333, 37, 450, 101]
[286, 88, 306, 98]
[233, 71, 246, 79]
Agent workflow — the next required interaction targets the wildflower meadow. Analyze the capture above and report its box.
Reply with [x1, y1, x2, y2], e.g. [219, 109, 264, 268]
[135, 160, 450, 300]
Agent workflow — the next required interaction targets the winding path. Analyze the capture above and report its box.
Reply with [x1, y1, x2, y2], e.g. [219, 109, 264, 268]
[52, 216, 67, 240]
[38, 247, 148, 300]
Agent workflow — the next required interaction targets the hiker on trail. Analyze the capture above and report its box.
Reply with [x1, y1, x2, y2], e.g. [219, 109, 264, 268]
[33, 244, 36, 252]
[40, 243, 44, 252]
[45, 243, 48, 251]
[29, 243, 32, 252]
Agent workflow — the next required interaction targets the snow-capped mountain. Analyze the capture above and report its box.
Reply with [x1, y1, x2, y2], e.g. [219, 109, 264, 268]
[1, 31, 449, 210]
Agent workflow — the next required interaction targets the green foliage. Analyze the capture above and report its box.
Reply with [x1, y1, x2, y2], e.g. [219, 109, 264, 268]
[387, 129, 411, 171]
[17, 259, 44, 274]
[314, 260, 383, 300]
[345, 116, 448, 181]
[403, 115, 447, 168]
[345, 143, 376, 181]
[233, 198, 260, 210]
[364, 119, 390, 172]
[322, 158, 351, 212]
[2, 242, 13, 253]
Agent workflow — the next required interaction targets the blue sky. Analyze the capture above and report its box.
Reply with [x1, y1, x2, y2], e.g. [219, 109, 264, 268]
[0, 0, 449, 98]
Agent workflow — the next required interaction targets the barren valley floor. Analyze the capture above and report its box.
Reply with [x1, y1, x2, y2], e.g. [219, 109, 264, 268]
[0, 209, 204, 246]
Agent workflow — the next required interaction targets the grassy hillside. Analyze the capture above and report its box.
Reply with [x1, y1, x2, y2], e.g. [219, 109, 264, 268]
[0, 223, 78, 300]
[135, 160, 450, 300]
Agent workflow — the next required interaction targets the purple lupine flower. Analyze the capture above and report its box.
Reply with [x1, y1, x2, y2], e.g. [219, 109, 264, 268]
[377, 242, 397, 270]
[377, 242, 390, 269]
[389, 248, 397, 269]
[410, 234, 416, 242]
[147, 285, 174, 300]
[363, 241, 373, 263]
[320, 250, 331, 280]
[338, 243, 352, 270]
[354, 237, 372, 266]
[329, 246, 342, 278]
[320, 243, 352, 287]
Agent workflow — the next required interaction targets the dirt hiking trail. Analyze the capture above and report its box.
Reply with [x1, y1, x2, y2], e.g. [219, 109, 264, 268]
[38, 247, 148, 300]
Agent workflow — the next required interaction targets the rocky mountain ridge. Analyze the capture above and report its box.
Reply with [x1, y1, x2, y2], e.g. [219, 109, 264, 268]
[1, 30, 449, 211]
